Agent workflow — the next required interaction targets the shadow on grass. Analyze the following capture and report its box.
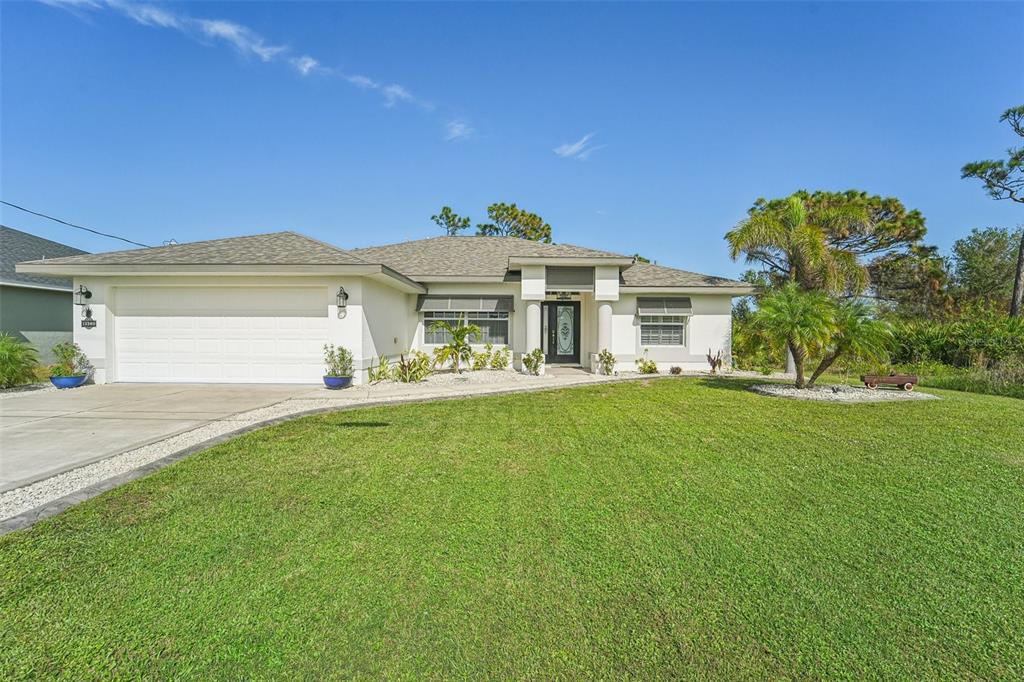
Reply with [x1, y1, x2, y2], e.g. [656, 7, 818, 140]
[330, 421, 392, 428]
[693, 375, 773, 393]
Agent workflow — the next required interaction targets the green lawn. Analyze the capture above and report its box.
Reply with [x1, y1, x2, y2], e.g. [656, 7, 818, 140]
[2, 378, 1022, 680]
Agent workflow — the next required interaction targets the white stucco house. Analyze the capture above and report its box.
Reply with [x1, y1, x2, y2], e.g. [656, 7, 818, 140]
[16, 231, 752, 384]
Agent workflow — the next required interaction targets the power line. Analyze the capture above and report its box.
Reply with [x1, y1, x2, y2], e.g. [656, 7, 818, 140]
[1, 200, 151, 248]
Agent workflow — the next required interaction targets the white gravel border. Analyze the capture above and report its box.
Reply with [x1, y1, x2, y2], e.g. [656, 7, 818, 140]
[0, 382, 59, 399]
[750, 383, 938, 402]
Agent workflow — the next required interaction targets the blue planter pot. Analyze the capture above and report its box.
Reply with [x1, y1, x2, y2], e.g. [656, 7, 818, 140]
[323, 375, 353, 390]
[50, 375, 88, 389]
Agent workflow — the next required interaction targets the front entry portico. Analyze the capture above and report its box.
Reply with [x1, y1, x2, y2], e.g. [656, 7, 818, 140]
[542, 300, 581, 365]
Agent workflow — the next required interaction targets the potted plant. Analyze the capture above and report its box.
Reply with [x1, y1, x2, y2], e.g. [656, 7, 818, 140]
[48, 341, 92, 389]
[322, 343, 354, 389]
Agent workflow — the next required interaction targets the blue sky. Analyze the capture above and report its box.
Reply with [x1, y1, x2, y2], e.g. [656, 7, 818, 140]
[2, 1, 1022, 278]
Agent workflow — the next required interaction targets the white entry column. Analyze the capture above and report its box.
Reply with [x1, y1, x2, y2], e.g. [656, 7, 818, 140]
[521, 265, 546, 373]
[593, 265, 620, 373]
[526, 302, 542, 352]
[597, 302, 612, 352]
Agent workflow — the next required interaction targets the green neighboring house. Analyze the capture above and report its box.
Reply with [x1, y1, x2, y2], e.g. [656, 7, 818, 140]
[1, 226, 87, 362]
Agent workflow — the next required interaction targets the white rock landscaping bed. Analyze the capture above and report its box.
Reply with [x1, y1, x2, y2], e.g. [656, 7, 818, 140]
[0, 382, 60, 398]
[750, 383, 938, 403]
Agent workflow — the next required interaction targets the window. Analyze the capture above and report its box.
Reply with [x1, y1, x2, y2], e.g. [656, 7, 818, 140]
[640, 315, 687, 346]
[424, 311, 509, 345]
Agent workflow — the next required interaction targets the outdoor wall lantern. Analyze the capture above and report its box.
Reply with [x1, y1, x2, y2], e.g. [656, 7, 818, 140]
[74, 284, 92, 306]
[336, 286, 349, 318]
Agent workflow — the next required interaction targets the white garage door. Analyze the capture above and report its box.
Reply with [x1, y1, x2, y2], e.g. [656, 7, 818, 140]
[115, 287, 328, 383]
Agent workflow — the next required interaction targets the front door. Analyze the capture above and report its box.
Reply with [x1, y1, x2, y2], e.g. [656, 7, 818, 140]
[543, 301, 581, 364]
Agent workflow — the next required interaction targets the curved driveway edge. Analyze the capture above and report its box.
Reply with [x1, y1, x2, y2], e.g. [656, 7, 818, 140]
[0, 372, 632, 536]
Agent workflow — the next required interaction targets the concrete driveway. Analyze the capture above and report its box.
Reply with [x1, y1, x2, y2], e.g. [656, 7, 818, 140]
[0, 384, 316, 492]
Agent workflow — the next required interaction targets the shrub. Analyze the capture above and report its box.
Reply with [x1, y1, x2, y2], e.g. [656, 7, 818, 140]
[368, 355, 393, 383]
[891, 305, 1024, 367]
[394, 351, 433, 383]
[522, 348, 544, 376]
[706, 349, 724, 374]
[732, 316, 783, 372]
[429, 321, 481, 373]
[489, 346, 511, 370]
[472, 344, 492, 371]
[637, 350, 659, 374]
[669, 366, 682, 375]
[596, 349, 616, 375]
[0, 333, 39, 388]
[323, 344, 354, 377]
[49, 342, 92, 378]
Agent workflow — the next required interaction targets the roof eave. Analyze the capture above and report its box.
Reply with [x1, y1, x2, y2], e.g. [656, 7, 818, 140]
[409, 275, 510, 283]
[0, 278, 72, 292]
[15, 262, 425, 292]
[372, 265, 428, 293]
[620, 285, 754, 295]
[507, 256, 635, 268]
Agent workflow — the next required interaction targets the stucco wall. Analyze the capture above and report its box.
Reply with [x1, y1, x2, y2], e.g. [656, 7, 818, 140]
[360, 278, 414, 369]
[605, 293, 733, 372]
[0, 285, 74, 362]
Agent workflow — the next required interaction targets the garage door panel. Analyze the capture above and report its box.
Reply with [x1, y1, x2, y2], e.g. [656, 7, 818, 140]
[115, 287, 328, 383]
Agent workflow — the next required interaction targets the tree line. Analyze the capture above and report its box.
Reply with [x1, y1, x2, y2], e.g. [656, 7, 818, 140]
[729, 103, 1023, 390]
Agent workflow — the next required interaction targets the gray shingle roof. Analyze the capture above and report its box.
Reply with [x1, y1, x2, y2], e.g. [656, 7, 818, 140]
[14, 229, 747, 290]
[621, 262, 746, 288]
[351, 236, 629, 278]
[17, 231, 368, 266]
[1, 225, 87, 290]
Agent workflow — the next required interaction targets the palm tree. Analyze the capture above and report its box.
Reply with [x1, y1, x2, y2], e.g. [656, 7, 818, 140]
[806, 301, 892, 387]
[754, 283, 836, 388]
[429, 320, 482, 373]
[726, 195, 871, 295]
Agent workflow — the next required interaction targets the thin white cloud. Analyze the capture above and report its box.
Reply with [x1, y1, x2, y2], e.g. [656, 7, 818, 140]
[38, 0, 101, 8]
[337, 74, 430, 109]
[290, 55, 319, 76]
[382, 84, 413, 108]
[445, 119, 474, 141]
[554, 132, 603, 160]
[105, 0, 180, 28]
[196, 19, 286, 62]
[345, 74, 377, 89]
[40, 0, 425, 102]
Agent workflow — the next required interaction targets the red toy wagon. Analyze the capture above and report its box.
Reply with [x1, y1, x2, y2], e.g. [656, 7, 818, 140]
[859, 373, 918, 391]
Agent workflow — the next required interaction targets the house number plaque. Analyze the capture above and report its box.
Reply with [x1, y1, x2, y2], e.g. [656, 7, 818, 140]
[81, 318, 97, 329]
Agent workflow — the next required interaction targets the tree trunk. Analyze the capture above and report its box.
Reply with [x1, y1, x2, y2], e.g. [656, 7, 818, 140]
[807, 351, 840, 388]
[786, 348, 796, 375]
[1011, 229, 1024, 317]
[790, 342, 807, 388]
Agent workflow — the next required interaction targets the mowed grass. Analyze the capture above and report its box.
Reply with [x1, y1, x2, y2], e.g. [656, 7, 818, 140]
[1, 378, 1023, 680]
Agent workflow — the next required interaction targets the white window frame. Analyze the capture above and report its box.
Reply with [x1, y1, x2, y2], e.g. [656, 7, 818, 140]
[423, 310, 510, 345]
[639, 314, 688, 346]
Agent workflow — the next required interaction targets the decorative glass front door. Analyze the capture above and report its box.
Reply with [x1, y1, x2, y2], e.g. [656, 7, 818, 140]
[543, 301, 581, 364]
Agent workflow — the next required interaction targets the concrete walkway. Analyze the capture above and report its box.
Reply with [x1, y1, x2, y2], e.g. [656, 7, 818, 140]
[0, 369, 620, 532]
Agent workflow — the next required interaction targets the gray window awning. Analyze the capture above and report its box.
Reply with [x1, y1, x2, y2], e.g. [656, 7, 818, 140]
[417, 295, 514, 312]
[545, 266, 595, 291]
[636, 297, 692, 315]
